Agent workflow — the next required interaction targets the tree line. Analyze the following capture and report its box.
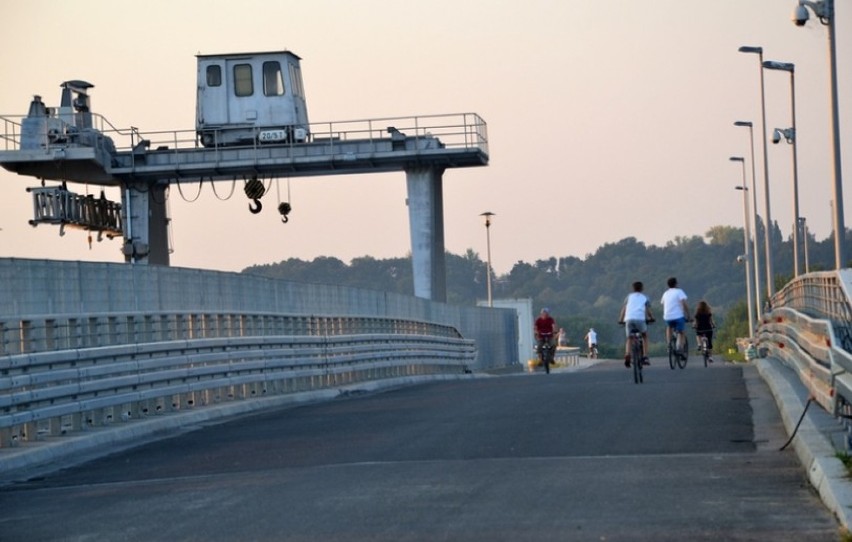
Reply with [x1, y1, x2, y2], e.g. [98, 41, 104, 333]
[243, 221, 851, 360]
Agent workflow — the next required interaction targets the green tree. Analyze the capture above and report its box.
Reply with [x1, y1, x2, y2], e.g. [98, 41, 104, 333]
[706, 225, 741, 246]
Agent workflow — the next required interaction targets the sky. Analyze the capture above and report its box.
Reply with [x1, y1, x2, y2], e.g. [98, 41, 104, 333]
[0, 0, 850, 276]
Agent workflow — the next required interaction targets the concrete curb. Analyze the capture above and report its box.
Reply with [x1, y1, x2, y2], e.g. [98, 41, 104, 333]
[755, 358, 852, 530]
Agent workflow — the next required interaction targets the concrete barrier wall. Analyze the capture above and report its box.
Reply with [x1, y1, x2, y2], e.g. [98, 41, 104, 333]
[0, 258, 518, 369]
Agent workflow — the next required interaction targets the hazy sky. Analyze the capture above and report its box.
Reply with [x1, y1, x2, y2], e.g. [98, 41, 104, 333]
[0, 0, 849, 275]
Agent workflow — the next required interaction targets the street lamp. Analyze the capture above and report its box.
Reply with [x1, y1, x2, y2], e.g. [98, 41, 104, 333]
[732, 156, 756, 336]
[739, 45, 775, 296]
[799, 217, 811, 272]
[764, 60, 801, 277]
[480, 211, 495, 307]
[734, 120, 763, 314]
[793, 0, 845, 269]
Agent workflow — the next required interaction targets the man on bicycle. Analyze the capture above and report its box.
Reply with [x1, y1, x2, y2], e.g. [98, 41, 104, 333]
[618, 281, 654, 367]
[583, 328, 598, 357]
[534, 308, 558, 366]
[661, 277, 690, 359]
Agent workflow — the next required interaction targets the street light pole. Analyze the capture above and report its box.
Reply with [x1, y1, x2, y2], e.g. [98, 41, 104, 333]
[800, 217, 811, 272]
[480, 211, 495, 307]
[734, 120, 763, 315]
[732, 157, 756, 337]
[764, 60, 800, 277]
[794, 0, 845, 268]
[739, 46, 775, 296]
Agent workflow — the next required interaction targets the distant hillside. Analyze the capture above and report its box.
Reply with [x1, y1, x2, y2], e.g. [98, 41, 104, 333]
[243, 223, 851, 358]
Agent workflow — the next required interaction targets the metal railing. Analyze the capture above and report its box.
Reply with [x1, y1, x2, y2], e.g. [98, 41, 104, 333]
[0, 111, 489, 159]
[761, 270, 852, 446]
[0, 312, 475, 448]
[0, 310, 463, 356]
[769, 270, 852, 352]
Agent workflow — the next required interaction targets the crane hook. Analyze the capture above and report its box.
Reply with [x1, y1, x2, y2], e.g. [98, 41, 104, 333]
[278, 202, 291, 224]
[244, 177, 266, 215]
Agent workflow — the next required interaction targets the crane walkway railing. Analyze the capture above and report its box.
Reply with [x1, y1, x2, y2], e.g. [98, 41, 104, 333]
[0, 111, 489, 184]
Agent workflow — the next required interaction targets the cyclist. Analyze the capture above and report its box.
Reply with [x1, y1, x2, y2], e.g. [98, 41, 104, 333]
[661, 277, 691, 359]
[534, 308, 558, 368]
[618, 281, 654, 367]
[693, 300, 717, 363]
[583, 327, 598, 357]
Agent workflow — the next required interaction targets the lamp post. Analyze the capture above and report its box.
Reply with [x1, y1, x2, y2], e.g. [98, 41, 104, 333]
[800, 217, 811, 272]
[739, 45, 775, 295]
[793, 0, 845, 269]
[480, 211, 495, 307]
[734, 120, 763, 314]
[732, 157, 756, 337]
[764, 60, 801, 277]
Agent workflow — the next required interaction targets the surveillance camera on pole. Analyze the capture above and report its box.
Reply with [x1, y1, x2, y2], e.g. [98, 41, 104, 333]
[793, 4, 809, 26]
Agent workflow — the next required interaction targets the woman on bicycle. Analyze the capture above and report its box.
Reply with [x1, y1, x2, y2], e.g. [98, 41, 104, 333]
[618, 281, 655, 367]
[693, 300, 716, 363]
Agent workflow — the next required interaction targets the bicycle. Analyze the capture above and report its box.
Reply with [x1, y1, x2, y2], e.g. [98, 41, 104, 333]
[667, 327, 689, 370]
[537, 333, 555, 374]
[621, 320, 652, 384]
[697, 333, 711, 367]
[588, 344, 598, 359]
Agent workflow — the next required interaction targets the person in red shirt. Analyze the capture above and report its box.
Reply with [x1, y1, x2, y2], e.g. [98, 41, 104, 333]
[534, 308, 558, 366]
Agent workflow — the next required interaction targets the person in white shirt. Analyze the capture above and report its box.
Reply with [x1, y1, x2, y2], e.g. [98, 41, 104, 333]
[618, 281, 655, 367]
[661, 276, 691, 358]
[583, 328, 598, 357]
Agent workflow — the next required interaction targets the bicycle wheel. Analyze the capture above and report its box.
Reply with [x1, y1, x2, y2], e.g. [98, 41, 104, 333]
[668, 336, 676, 370]
[702, 338, 709, 367]
[677, 336, 688, 369]
[544, 347, 551, 374]
[632, 339, 643, 384]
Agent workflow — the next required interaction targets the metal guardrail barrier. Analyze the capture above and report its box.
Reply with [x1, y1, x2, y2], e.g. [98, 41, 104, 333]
[0, 314, 475, 448]
[0, 311, 462, 356]
[762, 270, 852, 446]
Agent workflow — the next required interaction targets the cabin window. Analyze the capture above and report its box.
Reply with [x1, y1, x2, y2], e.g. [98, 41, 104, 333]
[289, 64, 304, 97]
[206, 65, 222, 87]
[234, 64, 253, 97]
[263, 61, 285, 96]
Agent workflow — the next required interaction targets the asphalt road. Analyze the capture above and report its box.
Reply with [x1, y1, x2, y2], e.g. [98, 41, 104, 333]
[0, 359, 843, 541]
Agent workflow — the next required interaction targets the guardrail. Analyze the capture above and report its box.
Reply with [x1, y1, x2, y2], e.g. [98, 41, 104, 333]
[763, 270, 852, 446]
[0, 310, 462, 356]
[0, 319, 475, 448]
[757, 308, 835, 411]
[769, 270, 852, 352]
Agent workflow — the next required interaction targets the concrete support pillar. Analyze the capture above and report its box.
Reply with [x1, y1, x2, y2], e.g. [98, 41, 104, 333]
[121, 183, 170, 265]
[405, 166, 447, 302]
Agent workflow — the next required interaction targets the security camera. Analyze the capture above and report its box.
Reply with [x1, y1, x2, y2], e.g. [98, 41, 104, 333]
[736, 255, 744, 263]
[772, 129, 782, 144]
[793, 4, 809, 26]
